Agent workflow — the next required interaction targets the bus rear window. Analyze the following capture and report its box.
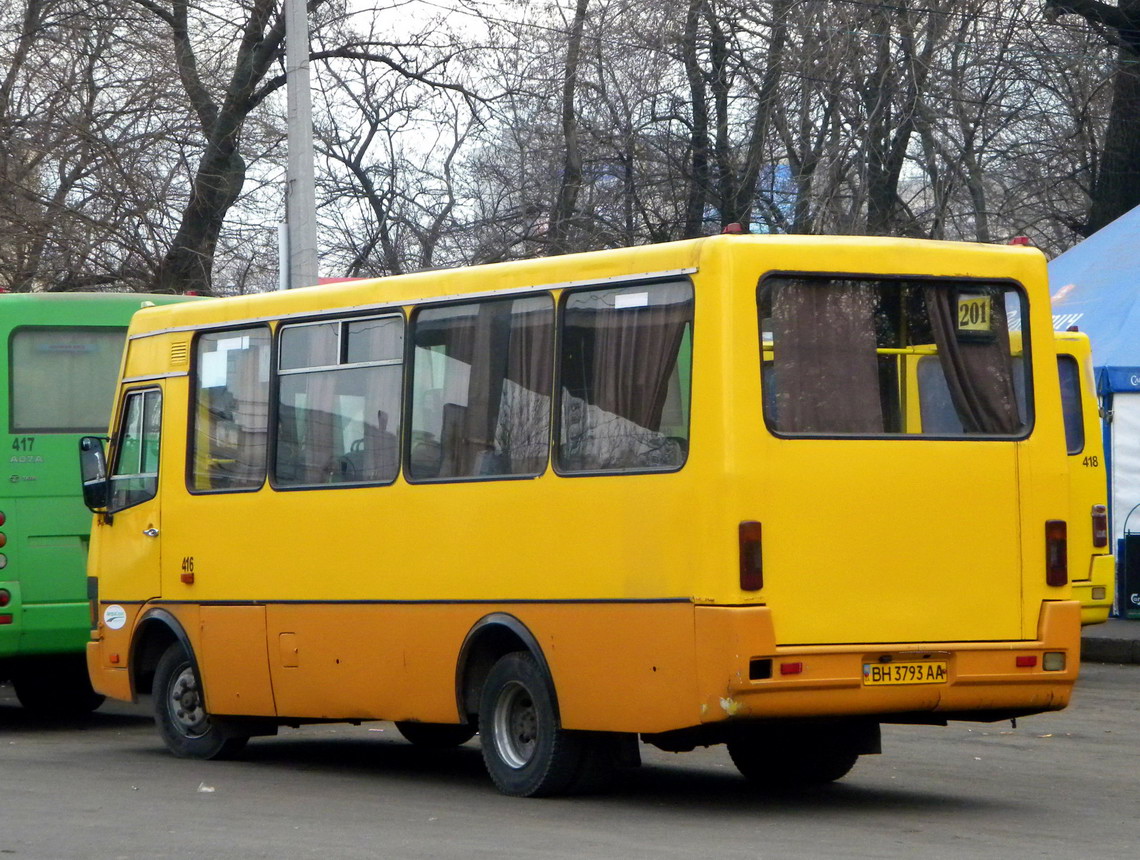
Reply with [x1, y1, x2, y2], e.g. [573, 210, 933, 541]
[9, 326, 127, 432]
[759, 276, 1029, 438]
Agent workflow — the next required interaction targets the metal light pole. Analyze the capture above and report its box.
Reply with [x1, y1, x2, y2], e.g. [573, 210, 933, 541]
[284, 0, 319, 289]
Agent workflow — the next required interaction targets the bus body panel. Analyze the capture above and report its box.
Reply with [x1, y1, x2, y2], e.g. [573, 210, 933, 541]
[85, 236, 1079, 742]
[705, 239, 1067, 646]
[89, 597, 1078, 735]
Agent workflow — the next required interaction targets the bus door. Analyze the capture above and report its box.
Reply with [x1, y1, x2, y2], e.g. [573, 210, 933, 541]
[756, 277, 1030, 646]
[99, 386, 164, 601]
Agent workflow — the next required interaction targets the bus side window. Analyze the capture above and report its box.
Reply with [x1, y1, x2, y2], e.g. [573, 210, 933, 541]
[409, 296, 554, 481]
[109, 388, 161, 512]
[558, 280, 693, 473]
[274, 315, 403, 488]
[190, 327, 271, 492]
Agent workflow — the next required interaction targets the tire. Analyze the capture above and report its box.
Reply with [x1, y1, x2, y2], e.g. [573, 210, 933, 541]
[727, 726, 860, 790]
[395, 721, 477, 748]
[478, 651, 591, 797]
[12, 655, 105, 718]
[153, 644, 248, 760]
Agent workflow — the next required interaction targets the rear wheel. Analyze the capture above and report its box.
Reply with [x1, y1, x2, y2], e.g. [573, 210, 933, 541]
[11, 655, 104, 717]
[478, 651, 606, 797]
[153, 644, 248, 760]
[395, 721, 477, 748]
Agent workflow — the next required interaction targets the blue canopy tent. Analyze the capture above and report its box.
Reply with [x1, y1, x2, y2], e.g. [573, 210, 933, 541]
[1050, 204, 1140, 615]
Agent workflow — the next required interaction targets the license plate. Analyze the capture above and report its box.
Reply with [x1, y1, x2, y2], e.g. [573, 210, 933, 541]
[863, 661, 948, 686]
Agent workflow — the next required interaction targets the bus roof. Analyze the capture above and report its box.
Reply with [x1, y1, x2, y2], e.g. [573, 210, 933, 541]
[123, 234, 1048, 338]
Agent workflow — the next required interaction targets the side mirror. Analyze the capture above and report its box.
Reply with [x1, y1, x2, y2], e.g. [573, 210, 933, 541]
[79, 436, 109, 512]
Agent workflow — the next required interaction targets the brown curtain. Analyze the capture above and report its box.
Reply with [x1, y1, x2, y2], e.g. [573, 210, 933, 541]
[588, 302, 690, 430]
[429, 298, 554, 477]
[503, 302, 554, 472]
[506, 304, 554, 398]
[924, 287, 1021, 435]
[770, 280, 884, 433]
[457, 302, 513, 474]
[229, 335, 270, 486]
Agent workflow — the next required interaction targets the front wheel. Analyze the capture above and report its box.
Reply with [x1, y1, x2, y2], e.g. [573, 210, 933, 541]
[478, 651, 596, 797]
[153, 644, 248, 760]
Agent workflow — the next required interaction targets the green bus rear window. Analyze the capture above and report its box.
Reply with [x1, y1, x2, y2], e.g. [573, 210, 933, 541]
[9, 326, 127, 432]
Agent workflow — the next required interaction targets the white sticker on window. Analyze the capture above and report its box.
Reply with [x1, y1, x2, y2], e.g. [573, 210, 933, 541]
[199, 351, 226, 388]
[103, 604, 127, 630]
[615, 292, 649, 309]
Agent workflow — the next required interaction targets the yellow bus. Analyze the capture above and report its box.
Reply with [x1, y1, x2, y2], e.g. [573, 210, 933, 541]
[80, 235, 1080, 796]
[1050, 332, 1112, 624]
[899, 331, 1113, 625]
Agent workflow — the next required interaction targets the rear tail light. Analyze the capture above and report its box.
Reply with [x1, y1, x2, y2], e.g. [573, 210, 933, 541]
[1046, 520, 1067, 586]
[1016, 655, 1037, 668]
[0, 588, 9, 607]
[779, 661, 803, 675]
[1092, 505, 1108, 548]
[739, 521, 763, 591]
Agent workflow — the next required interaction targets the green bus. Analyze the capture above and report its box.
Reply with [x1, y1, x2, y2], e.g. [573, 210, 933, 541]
[0, 292, 192, 715]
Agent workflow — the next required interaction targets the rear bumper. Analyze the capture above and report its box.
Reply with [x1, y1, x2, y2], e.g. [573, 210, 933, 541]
[694, 600, 1081, 724]
[1074, 554, 1114, 626]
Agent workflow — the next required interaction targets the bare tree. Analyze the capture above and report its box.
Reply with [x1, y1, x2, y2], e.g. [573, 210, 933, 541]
[1044, 0, 1140, 233]
[0, 0, 195, 291]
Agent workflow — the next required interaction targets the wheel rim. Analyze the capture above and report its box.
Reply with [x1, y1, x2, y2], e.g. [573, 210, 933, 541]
[167, 665, 208, 738]
[492, 680, 538, 769]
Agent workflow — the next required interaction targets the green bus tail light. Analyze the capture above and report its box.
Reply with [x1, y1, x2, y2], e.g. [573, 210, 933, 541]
[0, 588, 9, 607]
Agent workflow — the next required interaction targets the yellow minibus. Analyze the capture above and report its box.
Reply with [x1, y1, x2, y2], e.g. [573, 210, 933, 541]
[1051, 332, 1112, 623]
[80, 235, 1080, 796]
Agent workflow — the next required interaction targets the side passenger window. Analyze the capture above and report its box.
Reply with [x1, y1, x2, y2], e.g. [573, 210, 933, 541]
[409, 296, 553, 481]
[275, 315, 404, 486]
[109, 388, 161, 511]
[558, 281, 693, 473]
[189, 327, 271, 492]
